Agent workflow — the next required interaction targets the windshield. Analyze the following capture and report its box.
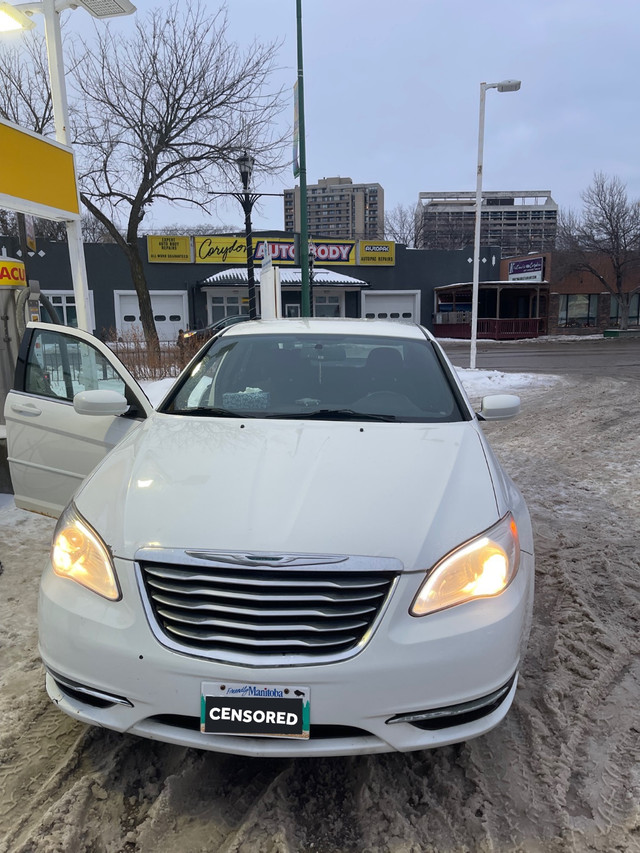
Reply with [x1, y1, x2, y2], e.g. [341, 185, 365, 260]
[162, 332, 466, 422]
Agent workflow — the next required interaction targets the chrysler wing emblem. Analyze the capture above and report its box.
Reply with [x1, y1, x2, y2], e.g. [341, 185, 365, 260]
[184, 550, 348, 568]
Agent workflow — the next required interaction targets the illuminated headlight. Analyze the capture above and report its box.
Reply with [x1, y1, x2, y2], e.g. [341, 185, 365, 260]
[410, 513, 520, 616]
[51, 504, 121, 601]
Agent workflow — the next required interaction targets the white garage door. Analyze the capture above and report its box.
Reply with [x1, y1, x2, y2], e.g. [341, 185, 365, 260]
[117, 292, 187, 341]
[361, 290, 421, 322]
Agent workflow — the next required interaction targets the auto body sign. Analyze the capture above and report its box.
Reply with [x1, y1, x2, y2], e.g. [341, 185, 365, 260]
[194, 236, 356, 265]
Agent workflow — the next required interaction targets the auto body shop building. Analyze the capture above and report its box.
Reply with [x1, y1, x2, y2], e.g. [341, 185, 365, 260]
[1, 231, 504, 340]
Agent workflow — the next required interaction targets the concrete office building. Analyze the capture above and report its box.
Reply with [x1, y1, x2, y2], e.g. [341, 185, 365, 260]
[416, 190, 558, 256]
[284, 177, 384, 241]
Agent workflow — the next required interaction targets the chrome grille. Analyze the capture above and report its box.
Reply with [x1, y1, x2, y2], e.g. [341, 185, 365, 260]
[136, 550, 400, 665]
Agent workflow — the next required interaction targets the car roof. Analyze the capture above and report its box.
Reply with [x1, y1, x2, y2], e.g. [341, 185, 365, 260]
[221, 318, 432, 341]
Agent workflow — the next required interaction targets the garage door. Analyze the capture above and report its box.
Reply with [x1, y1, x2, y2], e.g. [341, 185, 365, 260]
[117, 293, 187, 341]
[361, 291, 420, 322]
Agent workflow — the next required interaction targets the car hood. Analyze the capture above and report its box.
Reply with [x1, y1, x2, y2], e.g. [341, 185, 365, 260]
[76, 414, 500, 572]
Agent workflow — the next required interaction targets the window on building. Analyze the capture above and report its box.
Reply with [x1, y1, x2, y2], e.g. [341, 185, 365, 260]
[558, 294, 598, 328]
[314, 294, 341, 317]
[210, 294, 249, 322]
[46, 293, 80, 327]
[610, 294, 640, 326]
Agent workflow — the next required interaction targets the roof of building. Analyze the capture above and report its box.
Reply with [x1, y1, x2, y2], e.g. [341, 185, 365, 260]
[418, 190, 557, 208]
[200, 267, 370, 287]
[434, 280, 549, 291]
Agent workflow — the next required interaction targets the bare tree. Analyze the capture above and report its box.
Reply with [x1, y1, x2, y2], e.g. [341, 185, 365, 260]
[384, 203, 424, 247]
[0, 209, 17, 237]
[142, 223, 239, 237]
[0, 208, 114, 242]
[408, 202, 477, 251]
[0, 30, 53, 134]
[70, 2, 286, 349]
[33, 218, 68, 241]
[80, 213, 117, 243]
[420, 216, 476, 251]
[556, 173, 640, 329]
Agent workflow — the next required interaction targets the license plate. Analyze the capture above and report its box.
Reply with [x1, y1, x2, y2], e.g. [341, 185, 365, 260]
[200, 682, 310, 739]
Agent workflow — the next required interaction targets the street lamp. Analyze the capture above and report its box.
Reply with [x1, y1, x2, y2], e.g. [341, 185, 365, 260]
[470, 79, 521, 369]
[234, 151, 259, 320]
[0, 0, 136, 332]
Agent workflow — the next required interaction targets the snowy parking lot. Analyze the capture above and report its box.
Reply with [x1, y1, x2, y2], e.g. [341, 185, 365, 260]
[1, 365, 638, 852]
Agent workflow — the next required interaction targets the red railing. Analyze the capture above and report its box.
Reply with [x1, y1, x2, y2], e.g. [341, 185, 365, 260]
[433, 318, 541, 340]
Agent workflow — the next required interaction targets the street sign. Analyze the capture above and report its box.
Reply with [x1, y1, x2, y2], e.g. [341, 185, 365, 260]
[0, 118, 80, 220]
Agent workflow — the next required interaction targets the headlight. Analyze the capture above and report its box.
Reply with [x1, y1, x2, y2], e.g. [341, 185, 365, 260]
[410, 513, 520, 616]
[51, 504, 121, 601]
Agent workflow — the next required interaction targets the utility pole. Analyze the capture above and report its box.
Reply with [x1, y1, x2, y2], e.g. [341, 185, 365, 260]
[295, 0, 310, 317]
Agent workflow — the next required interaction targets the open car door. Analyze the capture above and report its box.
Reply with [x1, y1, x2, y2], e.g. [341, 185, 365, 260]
[4, 322, 154, 518]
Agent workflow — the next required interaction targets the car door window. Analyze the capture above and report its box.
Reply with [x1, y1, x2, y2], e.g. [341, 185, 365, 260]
[25, 328, 127, 402]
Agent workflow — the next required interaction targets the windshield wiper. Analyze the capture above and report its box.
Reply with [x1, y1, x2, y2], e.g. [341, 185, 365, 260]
[175, 407, 255, 418]
[266, 409, 397, 422]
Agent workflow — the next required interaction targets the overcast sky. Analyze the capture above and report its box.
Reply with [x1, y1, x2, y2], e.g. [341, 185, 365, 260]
[62, 0, 640, 233]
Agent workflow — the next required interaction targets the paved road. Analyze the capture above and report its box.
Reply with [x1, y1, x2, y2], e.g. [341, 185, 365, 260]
[440, 335, 640, 379]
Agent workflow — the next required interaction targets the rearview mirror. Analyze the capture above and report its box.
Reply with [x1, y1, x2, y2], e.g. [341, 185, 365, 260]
[478, 394, 520, 421]
[73, 389, 129, 417]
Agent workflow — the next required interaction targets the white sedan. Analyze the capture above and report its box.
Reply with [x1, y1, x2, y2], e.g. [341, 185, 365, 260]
[4, 318, 533, 757]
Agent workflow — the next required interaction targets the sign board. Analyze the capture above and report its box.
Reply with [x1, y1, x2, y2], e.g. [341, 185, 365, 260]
[0, 118, 79, 220]
[194, 236, 357, 266]
[25, 216, 36, 252]
[261, 241, 273, 274]
[357, 241, 395, 266]
[195, 236, 248, 264]
[147, 235, 193, 263]
[0, 257, 26, 287]
[508, 257, 544, 281]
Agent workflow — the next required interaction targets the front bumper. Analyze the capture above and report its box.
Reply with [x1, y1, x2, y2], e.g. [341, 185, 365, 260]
[38, 551, 534, 757]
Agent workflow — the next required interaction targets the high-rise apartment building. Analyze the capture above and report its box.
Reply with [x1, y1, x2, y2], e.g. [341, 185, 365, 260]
[416, 190, 558, 255]
[284, 177, 384, 240]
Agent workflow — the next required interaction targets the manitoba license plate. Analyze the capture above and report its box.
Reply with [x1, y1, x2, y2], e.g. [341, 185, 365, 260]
[201, 682, 310, 739]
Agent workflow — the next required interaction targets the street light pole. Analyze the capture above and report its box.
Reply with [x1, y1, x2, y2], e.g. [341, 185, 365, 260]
[295, 0, 310, 317]
[235, 152, 259, 320]
[470, 79, 521, 369]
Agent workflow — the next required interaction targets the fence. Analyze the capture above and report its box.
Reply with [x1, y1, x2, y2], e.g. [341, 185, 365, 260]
[432, 317, 541, 340]
[107, 337, 201, 380]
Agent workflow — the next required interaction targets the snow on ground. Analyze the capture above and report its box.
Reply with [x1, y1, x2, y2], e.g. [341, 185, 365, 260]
[1, 367, 639, 852]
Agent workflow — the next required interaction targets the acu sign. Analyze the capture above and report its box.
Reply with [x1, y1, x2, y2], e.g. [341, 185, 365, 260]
[0, 257, 26, 286]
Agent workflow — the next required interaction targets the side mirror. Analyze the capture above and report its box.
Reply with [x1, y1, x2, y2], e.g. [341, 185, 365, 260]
[478, 393, 520, 421]
[73, 389, 129, 417]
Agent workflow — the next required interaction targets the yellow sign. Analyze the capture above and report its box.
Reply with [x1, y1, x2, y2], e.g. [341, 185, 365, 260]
[147, 235, 193, 263]
[0, 257, 26, 286]
[0, 119, 79, 220]
[195, 236, 248, 264]
[357, 241, 395, 265]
